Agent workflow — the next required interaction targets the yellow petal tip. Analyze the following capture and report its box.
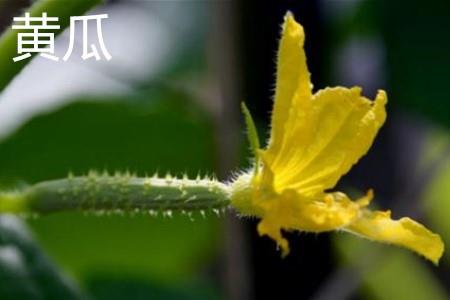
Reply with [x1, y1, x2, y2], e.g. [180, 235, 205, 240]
[257, 219, 290, 258]
[356, 189, 374, 207]
[347, 211, 445, 265]
[425, 232, 444, 266]
[283, 11, 295, 23]
[376, 89, 388, 105]
[282, 11, 304, 42]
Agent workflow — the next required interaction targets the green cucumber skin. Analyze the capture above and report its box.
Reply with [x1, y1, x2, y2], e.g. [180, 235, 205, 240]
[23, 174, 231, 214]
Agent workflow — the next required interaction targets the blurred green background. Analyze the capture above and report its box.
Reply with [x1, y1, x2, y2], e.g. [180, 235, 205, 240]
[0, 1, 449, 300]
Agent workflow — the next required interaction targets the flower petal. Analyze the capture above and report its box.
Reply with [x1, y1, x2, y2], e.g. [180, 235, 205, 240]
[267, 12, 312, 159]
[257, 218, 290, 257]
[267, 87, 387, 195]
[345, 210, 444, 264]
[288, 191, 361, 232]
[256, 190, 369, 256]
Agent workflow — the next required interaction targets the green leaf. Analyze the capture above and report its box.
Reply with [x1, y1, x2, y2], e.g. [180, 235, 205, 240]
[0, 215, 88, 300]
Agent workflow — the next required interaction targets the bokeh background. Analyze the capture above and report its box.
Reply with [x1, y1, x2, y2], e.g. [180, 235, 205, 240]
[0, 1, 449, 300]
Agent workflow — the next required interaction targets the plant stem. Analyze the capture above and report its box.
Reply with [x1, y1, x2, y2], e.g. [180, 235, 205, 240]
[0, 0, 103, 93]
[0, 173, 231, 216]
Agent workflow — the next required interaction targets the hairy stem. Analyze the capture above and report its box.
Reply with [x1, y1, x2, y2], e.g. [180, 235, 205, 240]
[0, 0, 103, 93]
[0, 173, 231, 215]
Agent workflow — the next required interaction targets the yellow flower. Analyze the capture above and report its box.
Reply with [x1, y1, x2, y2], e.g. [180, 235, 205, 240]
[230, 12, 444, 264]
